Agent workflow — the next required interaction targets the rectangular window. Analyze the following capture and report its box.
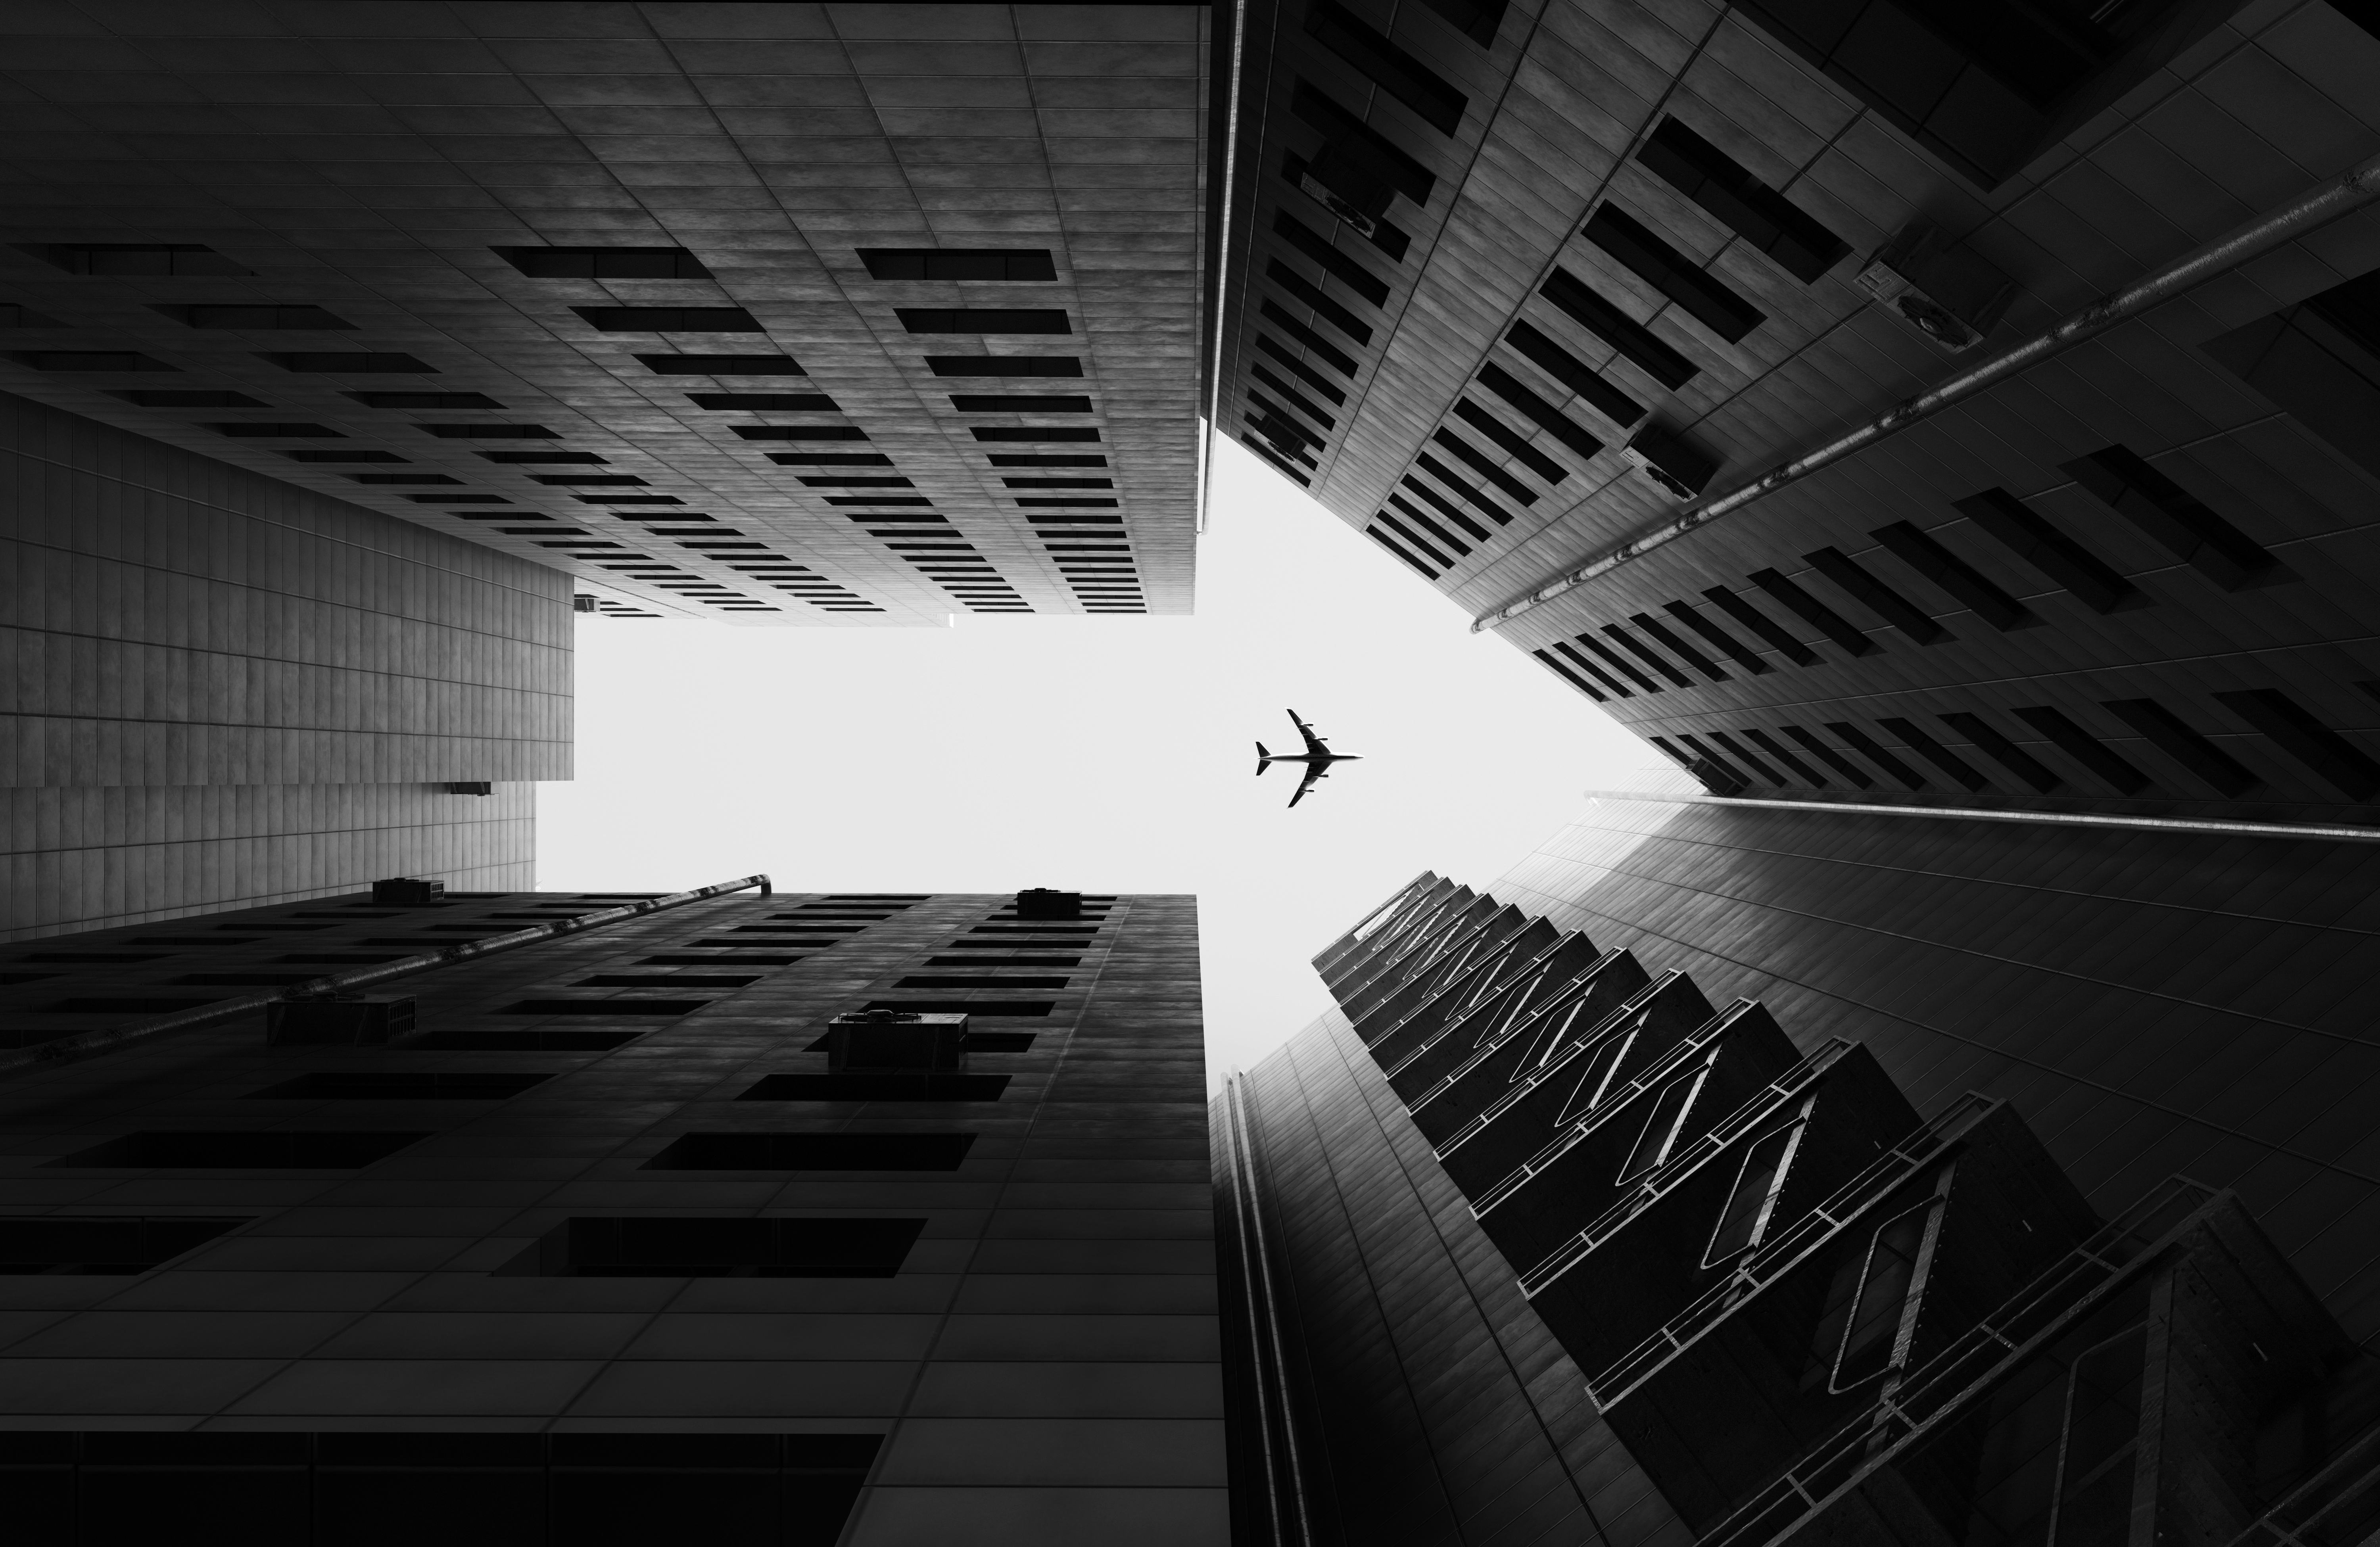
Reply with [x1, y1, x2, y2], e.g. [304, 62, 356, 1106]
[263, 352, 435, 374]
[1413, 454, 1514, 525]
[1827, 722, 1928, 790]
[2203, 269, 2380, 482]
[1273, 211, 1392, 306]
[1430, 428, 1536, 504]
[1394, 485, 1488, 544]
[1780, 725, 1875, 789]
[1676, 733, 1760, 789]
[2012, 706, 2151, 793]
[1268, 261, 1373, 345]
[496, 245, 708, 278]
[349, 392, 502, 409]
[766, 453, 891, 467]
[1830, 1201, 1938, 1388]
[1259, 302, 1359, 376]
[973, 426, 1101, 443]
[1253, 365, 1338, 431]
[1281, 150, 1414, 261]
[2062, 447, 2281, 590]
[1555, 1025, 1640, 1124]
[924, 356, 1081, 377]
[1380, 506, 1461, 561]
[1743, 728, 1825, 785]
[1750, 570, 1878, 656]
[1950, 488, 2136, 612]
[645, 1134, 974, 1171]
[1532, 648, 1606, 700]
[108, 389, 268, 408]
[1290, 82, 1438, 205]
[1305, 2, 1469, 133]
[1452, 400, 1564, 482]
[2098, 698, 2257, 797]
[1475, 361, 1608, 460]
[1636, 119, 1850, 284]
[161, 303, 353, 330]
[1660, 600, 1769, 675]
[858, 248, 1055, 281]
[896, 309, 1070, 336]
[694, 393, 842, 413]
[635, 353, 804, 375]
[500, 999, 710, 1016]
[1804, 547, 1946, 643]
[1255, 334, 1349, 403]
[46, 1132, 425, 1169]
[0, 1217, 247, 1273]
[1702, 585, 1818, 666]
[1372, 525, 1442, 577]
[950, 394, 1094, 414]
[1629, 612, 1727, 681]
[1705, 731, 1783, 785]
[13, 350, 172, 371]
[27, 242, 254, 276]
[1702, 1121, 1805, 1265]
[512, 1216, 924, 1277]
[1573, 634, 1661, 695]
[248, 1072, 552, 1100]
[1601, 623, 1693, 688]
[1938, 711, 2062, 793]
[1537, 269, 1697, 390]
[1616, 1069, 1706, 1183]
[219, 423, 342, 438]
[1582, 205, 1766, 344]
[1879, 716, 1988, 790]
[1552, 641, 1631, 698]
[574, 306, 760, 332]
[1869, 520, 2033, 630]
[2213, 689, 2380, 800]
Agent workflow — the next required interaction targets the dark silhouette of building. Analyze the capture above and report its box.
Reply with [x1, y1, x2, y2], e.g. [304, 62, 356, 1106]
[0, 885, 1219, 1545]
[1217, 868, 2380, 1545]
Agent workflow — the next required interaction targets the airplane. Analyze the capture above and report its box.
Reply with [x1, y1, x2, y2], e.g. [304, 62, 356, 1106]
[1255, 708, 1362, 809]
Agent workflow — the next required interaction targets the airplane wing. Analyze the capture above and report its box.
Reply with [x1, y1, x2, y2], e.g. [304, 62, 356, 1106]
[1287, 761, 1328, 808]
[1288, 708, 1330, 757]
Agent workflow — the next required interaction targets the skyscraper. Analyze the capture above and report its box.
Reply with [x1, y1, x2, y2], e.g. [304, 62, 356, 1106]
[0, 884, 1218, 1545]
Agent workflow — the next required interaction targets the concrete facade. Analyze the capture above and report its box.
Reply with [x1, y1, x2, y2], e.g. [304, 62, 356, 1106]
[0, 886, 1220, 1544]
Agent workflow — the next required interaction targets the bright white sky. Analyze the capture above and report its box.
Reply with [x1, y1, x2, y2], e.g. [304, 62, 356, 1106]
[538, 436, 1655, 1081]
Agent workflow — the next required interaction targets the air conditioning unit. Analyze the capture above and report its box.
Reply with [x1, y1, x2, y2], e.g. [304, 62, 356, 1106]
[268, 995, 417, 1046]
[1620, 424, 1719, 501]
[1016, 887, 1082, 919]
[1856, 221, 2014, 353]
[572, 594, 598, 613]
[372, 877, 445, 905]
[827, 1010, 969, 1073]
[445, 781, 493, 797]
[1297, 133, 1398, 238]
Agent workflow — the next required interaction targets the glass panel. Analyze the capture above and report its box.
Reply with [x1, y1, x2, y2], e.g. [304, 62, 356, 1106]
[1702, 1121, 1804, 1266]
[1831, 1202, 1937, 1388]
[1615, 1069, 1704, 1182]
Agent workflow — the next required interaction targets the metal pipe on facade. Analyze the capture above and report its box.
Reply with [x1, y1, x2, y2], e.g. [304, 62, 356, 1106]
[1580, 788, 2380, 843]
[1473, 149, 2380, 633]
[0, 872, 774, 1077]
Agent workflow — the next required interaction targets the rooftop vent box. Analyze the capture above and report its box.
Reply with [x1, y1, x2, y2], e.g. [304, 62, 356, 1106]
[372, 877, 445, 905]
[827, 1010, 969, 1073]
[1620, 424, 1718, 501]
[1299, 133, 1397, 236]
[1015, 888, 1082, 920]
[1856, 221, 2014, 354]
[267, 995, 417, 1047]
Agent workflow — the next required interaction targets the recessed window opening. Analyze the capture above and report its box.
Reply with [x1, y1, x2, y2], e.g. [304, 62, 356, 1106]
[1829, 1200, 1940, 1390]
[1452, 400, 1565, 483]
[1879, 717, 1988, 790]
[1255, 334, 1350, 402]
[1599, 624, 1693, 687]
[1571, 634, 1660, 693]
[1268, 261, 1374, 345]
[1779, 725, 1875, 788]
[1393, 486, 1486, 545]
[1280, 149, 1415, 261]
[898, 308, 1070, 335]
[1411, 459, 1512, 526]
[1288, 81, 1437, 205]
[496, 246, 708, 278]
[1582, 205, 1766, 344]
[2063, 447, 2282, 590]
[1252, 365, 1338, 430]
[1658, 601, 1767, 675]
[1272, 211, 1393, 307]
[576, 306, 760, 332]
[1304, 2, 1470, 134]
[1702, 585, 1818, 666]
[1827, 722, 1928, 791]
[1636, 119, 1850, 283]
[1259, 303, 1358, 376]
[1496, 330, 1641, 432]
[2213, 689, 2380, 799]
[1742, 728, 1824, 784]
[1628, 612, 1727, 681]
[0, 1217, 248, 1274]
[1750, 570, 1878, 656]
[1430, 430, 1536, 504]
[1704, 732, 1783, 785]
[1551, 641, 1631, 697]
[858, 249, 1056, 281]
[2100, 699, 2257, 797]
[2011, 706, 2150, 793]
[1553, 1023, 1639, 1121]
[1616, 1067, 1706, 1183]
[1951, 489, 2136, 612]
[1537, 270, 1697, 390]
[1869, 521, 2033, 630]
[1702, 1118, 1808, 1266]
[1804, 547, 1946, 644]
[1937, 711, 2062, 793]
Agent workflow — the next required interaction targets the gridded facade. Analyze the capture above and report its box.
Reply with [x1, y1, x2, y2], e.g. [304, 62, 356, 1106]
[2, 388, 561, 940]
[0, 1, 1217, 623]
[0, 887, 1220, 1544]
[1216, 868, 2380, 1545]
[1211, 0, 2380, 822]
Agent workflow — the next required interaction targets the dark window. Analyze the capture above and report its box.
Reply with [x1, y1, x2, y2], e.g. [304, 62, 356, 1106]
[1601, 623, 1693, 687]
[1869, 520, 2033, 629]
[1430, 428, 1535, 504]
[858, 248, 1056, 281]
[418, 422, 555, 439]
[411, 494, 508, 504]
[1636, 119, 1850, 283]
[1749, 570, 1878, 656]
[1370, 526, 1438, 575]
[636, 353, 804, 375]
[1831, 1202, 1935, 1387]
[160, 304, 354, 330]
[1478, 356, 1617, 453]
[1273, 211, 1392, 306]
[0, 1217, 247, 1274]
[411, 1030, 643, 1050]
[215, 422, 342, 438]
[1413, 453, 1514, 524]
[1378, 506, 1463, 562]
[1253, 365, 1338, 430]
[1706, 731, 1783, 784]
[1268, 261, 1373, 345]
[1532, 647, 1605, 700]
[2063, 447, 2282, 590]
[896, 308, 1070, 335]
[262, 353, 436, 373]
[9, 351, 175, 372]
[514, 1217, 923, 1277]
[924, 356, 1081, 377]
[1938, 711, 2063, 793]
[46, 1132, 424, 1169]
[645, 1133, 975, 1171]
[500, 999, 709, 1016]
[693, 393, 842, 412]
[2213, 689, 2380, 800]
[248, 1072, 552, 1100]
[951, 394, 1094, 414]
[1743, 728, 1824, 784]
[1780, 725, 1875, 788]
[1827, 722, 1927, 790]
[1305, 2, 1470, 133]
[1259, 303, 1359, 376]
[347, 392, 503, 409]
[1416, 0, 1505, 46]
[480, 451, 607, 463]
[768, 453, 892, 467]
[894, 975, 1068, 989]
[1280, 150, 1414, 261]
[1572, 634, 1661, 694]
[741, 427, 868, 444]
[1537, 270, 1697, 390]
[1673, 733, 1756, 791]
[1452, 400, 1564, 483]
[1289, 81, 1438, 205]
[1804, 547, 1946, 644]
[1397, 480, 1491, 541]
[1661, 599, 1770, 675]
[1879, 716, 1987, 790]
[1951, 488, 2137, 612]
[1583, 205, 1766, 344]
[739, 1072, 1016, 1101]
[25, 242, 253, 276]
[496, 246, 709, 278]
[1552, 641, 1633, 698]
[1616, 1070, 1705, 1181]
[2011, 705, 2151, 793]
[1702, 1122, 1803, 1264]
[2101, 698, 2259, 797]
[576, 307, 761, 332]
[533, 474, 645, 486]
[1630, 612, 1728, 681]
[347, 474, 459, 486]
[2203, 269, 2380, 482]
[107, 390, 268, 408]
[1255, 334, 1350, 403]
[865, 999, 1057, 1017]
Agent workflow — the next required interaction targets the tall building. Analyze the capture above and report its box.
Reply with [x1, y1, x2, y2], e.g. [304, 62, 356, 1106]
[4, 0, 1229, 935]
[0, 885, 1219, 1545]
[1211, 0, 2380, 823]
[1218, 864, 2380, 1545]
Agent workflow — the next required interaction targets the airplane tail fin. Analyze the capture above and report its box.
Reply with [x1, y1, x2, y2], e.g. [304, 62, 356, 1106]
[1255, 742, 1271, 775]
